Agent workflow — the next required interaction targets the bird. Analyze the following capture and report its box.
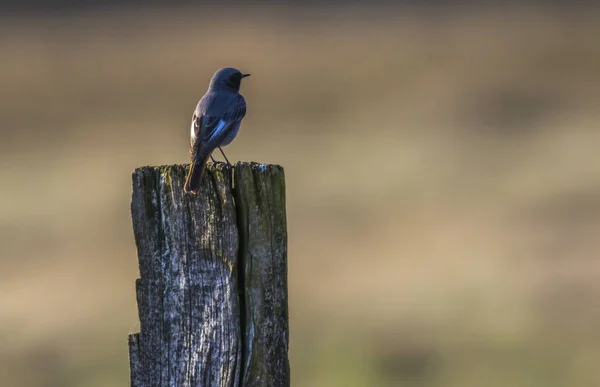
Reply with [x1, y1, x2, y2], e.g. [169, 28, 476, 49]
[184, 67, 250, 194]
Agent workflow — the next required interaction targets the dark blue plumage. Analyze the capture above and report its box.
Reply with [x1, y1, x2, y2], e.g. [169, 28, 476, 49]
[184, 67, 250, 194]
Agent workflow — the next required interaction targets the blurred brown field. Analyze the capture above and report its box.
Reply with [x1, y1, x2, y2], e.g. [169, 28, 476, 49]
[1, 5, 600, 387]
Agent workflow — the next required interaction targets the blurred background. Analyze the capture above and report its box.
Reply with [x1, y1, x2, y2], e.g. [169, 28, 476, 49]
[1, 1, 600, 386]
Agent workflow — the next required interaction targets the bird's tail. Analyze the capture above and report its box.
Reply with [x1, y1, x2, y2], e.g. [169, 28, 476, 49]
[184, 154, 210, 194]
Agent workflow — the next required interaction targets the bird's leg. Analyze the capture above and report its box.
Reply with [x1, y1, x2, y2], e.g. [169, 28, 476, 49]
[218, 147, 232, 167]
[217, 146, 235, 188]
[210, 155, 217, 163]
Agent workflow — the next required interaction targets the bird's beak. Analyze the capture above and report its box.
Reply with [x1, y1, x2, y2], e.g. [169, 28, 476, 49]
[241, 73, 251, 78]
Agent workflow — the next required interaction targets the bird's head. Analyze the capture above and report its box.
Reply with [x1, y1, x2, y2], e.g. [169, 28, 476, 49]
[209, 67, 250, 92]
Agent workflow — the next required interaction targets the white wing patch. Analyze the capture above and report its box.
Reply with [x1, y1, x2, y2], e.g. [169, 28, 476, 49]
[207, 119, 228, 144]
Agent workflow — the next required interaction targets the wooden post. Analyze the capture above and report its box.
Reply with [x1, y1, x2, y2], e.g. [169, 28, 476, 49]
[128, 162, 289, 387]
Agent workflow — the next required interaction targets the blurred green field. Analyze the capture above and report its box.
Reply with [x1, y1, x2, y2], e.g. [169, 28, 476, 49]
[1, 6, 600, 387]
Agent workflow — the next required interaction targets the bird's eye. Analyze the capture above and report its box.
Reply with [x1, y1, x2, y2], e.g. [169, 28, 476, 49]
[226, 73, 242, 88]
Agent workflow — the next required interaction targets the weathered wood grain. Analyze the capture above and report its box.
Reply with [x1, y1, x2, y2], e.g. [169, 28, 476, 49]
[128, 162, 289, 387]
[234, 163, 290, 387]
[129, 163, 240, 387]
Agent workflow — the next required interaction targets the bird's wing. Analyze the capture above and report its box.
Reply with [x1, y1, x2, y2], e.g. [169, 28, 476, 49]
[190, 94, 246, 161]
[195, 94, 246, 146]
